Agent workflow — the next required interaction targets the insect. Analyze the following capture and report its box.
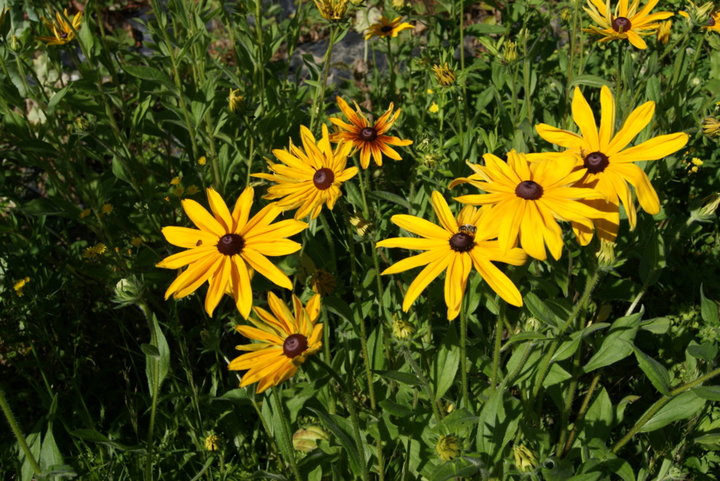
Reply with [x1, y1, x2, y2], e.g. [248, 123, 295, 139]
[458, 224, 476, 236]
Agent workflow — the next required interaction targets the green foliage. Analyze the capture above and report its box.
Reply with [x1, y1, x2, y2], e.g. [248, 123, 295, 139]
[1, 0, 720, 480]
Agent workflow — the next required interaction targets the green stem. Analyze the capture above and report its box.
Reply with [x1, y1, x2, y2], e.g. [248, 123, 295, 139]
[459, 298, 469, 409]
[386, 36, 395, 98]
[254, 0, 267, 111]
[612, 366, 720, 453]
[531, 268, 602, 400]
[310, 25, 338, 131]
[270, 390, 302, 481]
[490, 305, 505, 389]
[615, 41, 624, 112]
[402, 346, 443, 424]
[556, 347, 582, 457]
[562, 372, 600, 456]
[0, 386, 42, 475]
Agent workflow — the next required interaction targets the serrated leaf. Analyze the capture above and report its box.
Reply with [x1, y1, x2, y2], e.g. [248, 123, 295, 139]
[633, 347, 671, 396]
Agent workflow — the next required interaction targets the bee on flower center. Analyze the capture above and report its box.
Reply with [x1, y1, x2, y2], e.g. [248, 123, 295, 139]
[458, 224, 477, 237]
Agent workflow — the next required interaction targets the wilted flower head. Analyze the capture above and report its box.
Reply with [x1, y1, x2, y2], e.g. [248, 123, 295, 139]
[432, 63, 456, 86]
[702, 117, 720, 137]
[313, 0, 349, 20]
[656, 20, 672, 44]
[391, 316, 415, 340]
[512, 444, 538, 472]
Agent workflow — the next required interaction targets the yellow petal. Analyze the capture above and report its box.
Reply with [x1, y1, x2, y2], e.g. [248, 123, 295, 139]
[390, 214, 450, 239]
[572, 87, 600, 151]
[156, 246, 217, 269]
[612, 163, 660, 215]
[205, 257, 231, 317]
[431, 191, 458, 233]
[231, 256, 253, 318]
[207, 188, 234, 232]
[242, 248, 292, 289]
[182, 198, 226, 237]
[402, 256, 451, 312]
[471, 255, 523, 307]
[161, 226, 218, 249]
[611, 132, 688, 163]
[598, 86, 616, 148]
[381, 248, 447, 275]
[608, 101, 654, 154]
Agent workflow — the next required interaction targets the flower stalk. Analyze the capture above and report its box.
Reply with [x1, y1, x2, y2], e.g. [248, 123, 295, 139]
[0, 386, 42, 476]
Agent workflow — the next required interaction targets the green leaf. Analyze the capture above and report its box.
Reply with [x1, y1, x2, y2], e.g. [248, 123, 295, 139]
[584, 388, 614, 441]
[700, 285, 719, 325]
[70, 429, 145, 452]
[309, 408, 365, 478]
[523, 292, 563, 327]
[145, 314, 170, 396]
[686, 342, 718, 362]
[633, 347, 671, 396]
[39, 427, 64, 471]
[268, 393, 300, 475]
[692, 386, 720, 401]
[433, 327, 460, 401]
[694, 433, 720, 445]
[638, 391, 707, 433]
[583, 312, 642, 373]
[368, 190, 411, 210]
[465, 23, 506, 35]
[376, 370, 421, 386]
[123, 65, 175, 90]
[639, 317, 670, 334]
[569, 75, 612, 88]
[378, 400, 412, 418]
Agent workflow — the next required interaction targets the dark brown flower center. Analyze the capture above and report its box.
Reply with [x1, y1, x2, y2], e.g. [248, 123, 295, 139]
[381, 25, 393, 33]
[360, 127, 377, 142]
[60, 31, 69, 38]
[584, 151, 610, 174]
[612, 16, 632, 32]
[515, 180, 543, 200]
[283, 333, 308, 358]
[449, 233, 475, 252]
[216, 233, 245, 256]
[707, 16, 716, 27]
[313, 168, 335, 190]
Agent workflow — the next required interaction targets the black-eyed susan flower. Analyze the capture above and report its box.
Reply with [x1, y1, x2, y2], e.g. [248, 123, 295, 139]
[228, 292, 322, 393]
[450, 151, 607, 261]
[377, 192, 526, 321]
[253, 125, 357, 220]
[535, 86, 689, 240]
[365, 16, 414, 40]
[156, 187, 307, 318]
[37, 9, 82, 46]
[583, 0, 673, 49]
[432, 63, 456, 86]
[313, 0, 349, 21]
[330, 96, 413, 169]
[706, 11, 720, 32]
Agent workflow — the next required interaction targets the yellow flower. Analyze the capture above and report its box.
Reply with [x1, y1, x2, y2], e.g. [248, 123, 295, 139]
[83, 243, 107, 259]
[535, 86, 689, 241]
[691, 157, 703, 167]
[365, 16, 414, 40]
[512, 444, 538, 472]
[703, 117, 720, 137]
[583, 0, 673, 49]
[198, 156, 207, 166]
[428, 102, 439, 113]
[170, 176, 181, 185]
[13, 277, 30, 297]
[704, 11, 720, 32]
[156, 187, 307, 318]
[37, 9, 82, 46]
[101, 204, 113, 215]
[253, 125, 358, 220]
[228, 292, 322, 393]
[435, 435, 461, 461]
[204, 434, 221, 451]
[426, 89, 434, 94]
[450, 151, 607, 261]
[313, 0, 349, 20]
[377, 191, 526, 321]
[228, 89, 243, 112]
[79, 208, 91, 219]
[656, 19, 672, 44]
[330, 96, 413, 169]
[432, 63, 456, 86]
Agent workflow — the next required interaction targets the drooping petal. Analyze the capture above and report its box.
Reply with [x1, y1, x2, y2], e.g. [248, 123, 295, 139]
[402, 256, 451, 312]
[607, 101, 655, 154]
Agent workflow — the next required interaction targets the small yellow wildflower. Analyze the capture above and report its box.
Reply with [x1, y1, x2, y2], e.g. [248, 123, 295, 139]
[185, 185, 200, 195]
[37, 9, 82, 46]
[512, 444, 538, 472]
[101, 204, 113, 215]
[391, 316, 415, 340]
[435, 434, 461, 461]
[426, 88, 434, 94]
[313, 0, 349, 21]
[702, 117, 720, 137]
[228, 89, 243, 112]
[170, 176, 181, 185]
[428, 102, 439, 113]
[656, 20, 672, 44]
[690, 166, 699, 173]
[131, 237, 144, 247]
[13, 277, 30, 297]
[198, 156, 207, 166]
[204, 434, 221, 451]
[79, 208, 91, 219]
[432, 63, 456, 86]
[83, 243, 107, 259]
[691, 157, 704, 167]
